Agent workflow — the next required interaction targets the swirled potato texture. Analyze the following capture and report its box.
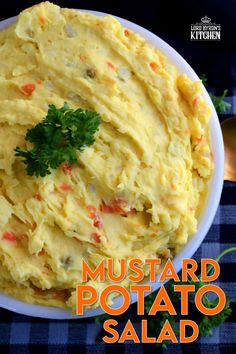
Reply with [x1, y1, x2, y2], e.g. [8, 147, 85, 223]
[0, 2, 212, 310]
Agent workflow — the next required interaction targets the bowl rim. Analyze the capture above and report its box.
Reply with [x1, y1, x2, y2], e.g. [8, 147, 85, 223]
[0, 9, 224, 319]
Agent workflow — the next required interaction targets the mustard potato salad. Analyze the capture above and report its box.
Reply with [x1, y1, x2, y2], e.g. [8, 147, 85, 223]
[0, 2, 212, 310]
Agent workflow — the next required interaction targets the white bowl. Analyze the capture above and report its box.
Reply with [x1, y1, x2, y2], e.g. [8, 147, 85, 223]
[0, 10, 224, 319]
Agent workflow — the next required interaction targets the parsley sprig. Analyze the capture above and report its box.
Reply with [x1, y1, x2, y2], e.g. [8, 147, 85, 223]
[15, 103, 101, 177]
[200, 74, 231, 113]
[209, 89, 231, 113]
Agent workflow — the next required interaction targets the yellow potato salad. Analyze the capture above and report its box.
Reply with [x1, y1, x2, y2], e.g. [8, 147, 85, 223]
[0, 2, 212, 310]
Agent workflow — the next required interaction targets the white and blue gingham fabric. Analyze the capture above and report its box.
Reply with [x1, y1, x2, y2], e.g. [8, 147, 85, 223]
[0, 96, 235, 354]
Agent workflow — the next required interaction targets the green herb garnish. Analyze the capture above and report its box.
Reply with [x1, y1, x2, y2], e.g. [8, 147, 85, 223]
[15, 102, 101, 177]
[210, 89, 231, 113]
[198, 295, 232, 337]
[94, 313, 111, 324]
[199, 73, 208, 86]
[199, 74, 231, 113]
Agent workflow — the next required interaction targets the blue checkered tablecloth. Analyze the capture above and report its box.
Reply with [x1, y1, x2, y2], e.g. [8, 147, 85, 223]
[0, 93, 235, 354]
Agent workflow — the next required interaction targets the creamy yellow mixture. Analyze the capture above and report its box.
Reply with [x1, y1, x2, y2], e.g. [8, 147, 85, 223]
[0, 2, 212, 310]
